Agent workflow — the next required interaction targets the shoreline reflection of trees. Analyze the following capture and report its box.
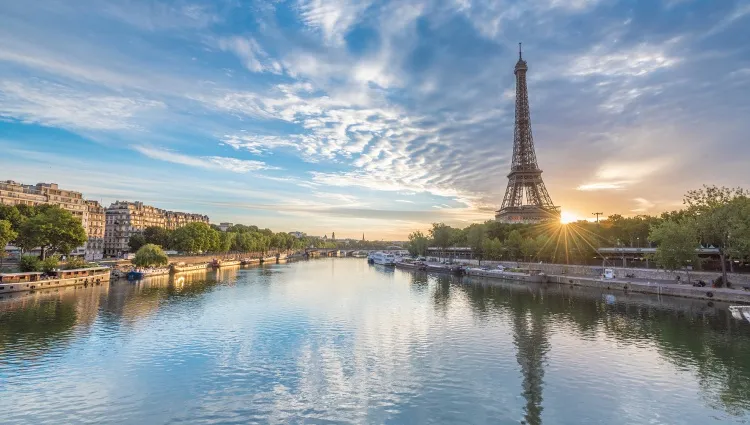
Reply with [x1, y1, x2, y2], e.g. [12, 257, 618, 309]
[448, 277, 750, 418]
[0, 272, 224, 357]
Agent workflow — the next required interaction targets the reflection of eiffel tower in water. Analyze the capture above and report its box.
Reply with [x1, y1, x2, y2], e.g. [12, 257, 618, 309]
[496, 43, 560, 224]
[512, 304, 548, 425]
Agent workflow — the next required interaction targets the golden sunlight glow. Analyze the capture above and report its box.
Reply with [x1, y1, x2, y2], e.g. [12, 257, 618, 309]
[560, 211, 580, 224]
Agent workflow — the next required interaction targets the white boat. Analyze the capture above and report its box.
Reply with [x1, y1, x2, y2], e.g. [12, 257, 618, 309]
[368, 251, 396, 266]
[729, 306, 750, 323]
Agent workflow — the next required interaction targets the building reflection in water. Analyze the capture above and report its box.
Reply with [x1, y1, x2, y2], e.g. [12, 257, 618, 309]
[511, 293, 548, 425]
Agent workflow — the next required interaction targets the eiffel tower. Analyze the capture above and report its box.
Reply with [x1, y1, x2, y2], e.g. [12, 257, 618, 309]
[496, 44, 560, 224]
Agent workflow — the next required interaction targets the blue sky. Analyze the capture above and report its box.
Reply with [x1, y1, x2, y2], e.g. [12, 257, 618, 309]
[1, 0, 749, 239]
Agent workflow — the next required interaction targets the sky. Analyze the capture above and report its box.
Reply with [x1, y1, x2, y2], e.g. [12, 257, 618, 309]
[1, 0, 749, 240]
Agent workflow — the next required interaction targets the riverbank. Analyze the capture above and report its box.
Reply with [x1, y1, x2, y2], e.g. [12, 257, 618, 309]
[398, 259, 750, 304]
[455, 260, 750, 286]
[543, 273, 750, 304]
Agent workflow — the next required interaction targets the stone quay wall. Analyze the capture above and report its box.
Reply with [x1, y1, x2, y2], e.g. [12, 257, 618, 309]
[454, 259, 750, 286]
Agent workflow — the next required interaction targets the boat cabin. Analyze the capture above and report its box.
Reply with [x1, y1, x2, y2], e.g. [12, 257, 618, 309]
[51, 267, 109, 279]
[0, 272, 43, 284]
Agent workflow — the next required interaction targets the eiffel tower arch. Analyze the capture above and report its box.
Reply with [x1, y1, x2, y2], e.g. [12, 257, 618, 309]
[496, 44, 560, 224]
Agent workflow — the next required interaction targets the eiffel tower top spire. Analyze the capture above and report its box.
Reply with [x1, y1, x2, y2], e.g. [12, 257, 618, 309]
[496, 45, 560, 224]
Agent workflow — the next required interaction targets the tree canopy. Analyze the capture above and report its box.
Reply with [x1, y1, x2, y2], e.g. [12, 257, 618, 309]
[649, 219, 700, 281]
[15, 206, 87, 259]
[133, 244, 169, 268]
[406, 230, 429, 257]
[0, 219, 18, 269]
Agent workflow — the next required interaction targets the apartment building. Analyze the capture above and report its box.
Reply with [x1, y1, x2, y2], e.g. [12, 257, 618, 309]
[84, 200, 105, 261]
[0, 181, 102, 259]
[103, 201, 209, 257]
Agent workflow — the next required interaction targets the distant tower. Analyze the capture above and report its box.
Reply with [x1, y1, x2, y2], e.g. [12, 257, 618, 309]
[332, 232, 336, 241]
[362, 233, 365, 242]
[496, 43, 560, 224]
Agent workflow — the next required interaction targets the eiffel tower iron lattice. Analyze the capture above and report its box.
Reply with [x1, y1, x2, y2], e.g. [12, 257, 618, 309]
[496, 44, 560, 224]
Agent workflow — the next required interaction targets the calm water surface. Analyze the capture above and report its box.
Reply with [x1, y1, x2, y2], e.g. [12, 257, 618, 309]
[1, 258, 750, 424]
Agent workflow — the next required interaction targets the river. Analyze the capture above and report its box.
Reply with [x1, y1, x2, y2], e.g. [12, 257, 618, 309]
[1, 258, 749, 424]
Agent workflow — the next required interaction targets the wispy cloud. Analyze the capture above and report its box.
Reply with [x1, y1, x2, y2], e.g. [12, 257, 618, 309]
[218, 36, 283, 74]
[566, 42, 680, 78]
[0, 80, 163, 130]
[1, 0, 749, 236]
[133, 145, 276, 173]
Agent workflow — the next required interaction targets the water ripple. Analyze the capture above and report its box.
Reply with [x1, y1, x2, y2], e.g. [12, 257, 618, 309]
[1, 259, 750, 424]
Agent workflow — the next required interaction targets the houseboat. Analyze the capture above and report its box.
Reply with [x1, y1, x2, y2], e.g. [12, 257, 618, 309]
[127, 267, 170, 281]
[171, 262, 209, 274]
[465, 266, 549, 283]
[240, 258, 260, 265]
[395, 259, 427, 271]
[0, 267, 111, 294]
[211, 259, 242, 268]
[368, 252, 397, 266]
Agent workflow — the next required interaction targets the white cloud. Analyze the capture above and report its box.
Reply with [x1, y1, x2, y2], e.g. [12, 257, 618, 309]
[133, 145, 276, 173]
[0, 80, 163, 130]
[296, 0, 373, 45]
[631, 197, 655, 213]
[217, 36, 283, 74]
[222, 134, 299, 155]
[567, 43, 679, 78]
[576, 158, 671, 191]
[576, 182, 629, 191]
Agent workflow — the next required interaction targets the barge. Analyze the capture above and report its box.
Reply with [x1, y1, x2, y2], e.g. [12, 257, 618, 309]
[0, 267, 111, 294]
[127, 267, 170, 280]
[171, 263, 209, 273]
[211, 259, 242, 268]
[465, 267, 549, 283]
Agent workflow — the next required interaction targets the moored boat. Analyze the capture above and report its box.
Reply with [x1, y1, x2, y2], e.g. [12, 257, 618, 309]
[729, 306, 750, 323]
[395, 259, 427, 270]
[465, 266, 548, 283]
[171, 262, 209, 273]
[211, 259, 242, 268]
[127, 267, 170, 281]
[368, 252, 396, 266]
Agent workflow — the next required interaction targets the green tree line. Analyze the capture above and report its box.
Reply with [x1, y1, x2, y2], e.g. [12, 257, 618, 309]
[0, 204, 87, 267]
[404, 185, 750, 285]
[128, 223, 306, 255]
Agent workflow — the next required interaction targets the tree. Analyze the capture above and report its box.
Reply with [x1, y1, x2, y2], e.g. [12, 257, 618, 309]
[466, 224, 486, 265]
[0, 219, 18, 269]
[132, 244, 169, 268]
[649, 219, 700, 283]
[483, 238, 504, 261]
[521, 237, 538, 262]
[506, 230, 524, 261]
[429, 223, 454, 259]
[0, 205, 24, 231]
[171, 222, 217, 254]
[41, 255, 60, 274]
[15, 206, 87, 259]
[232, 232, 255, 252]
[534, 234, 552, 263]
[19, 255, 41, 272]
[407, 230, 429, 257]
[218, 231, 235, 253]
[128, 233, 147, 252]
[143, 226, 172, 248]
[684, 186, 750, 287]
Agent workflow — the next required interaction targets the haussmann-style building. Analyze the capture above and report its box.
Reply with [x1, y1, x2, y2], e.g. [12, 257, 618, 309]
[0, 180, 104, 260]
[103, 201, 209, 257]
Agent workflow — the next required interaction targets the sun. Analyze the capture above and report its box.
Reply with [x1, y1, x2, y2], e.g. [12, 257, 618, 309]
[559, 210, 579, 224]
